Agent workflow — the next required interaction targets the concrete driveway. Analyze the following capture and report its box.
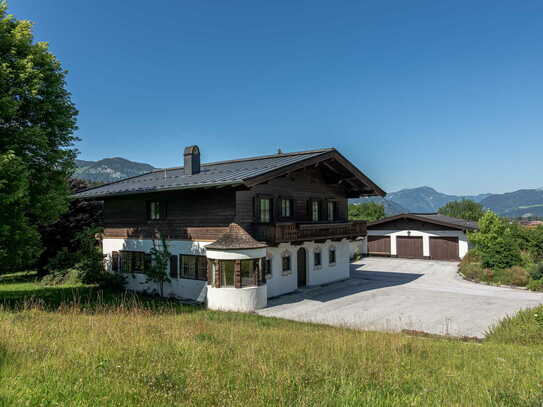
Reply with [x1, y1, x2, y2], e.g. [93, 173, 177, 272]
[257, 257, 543, 338]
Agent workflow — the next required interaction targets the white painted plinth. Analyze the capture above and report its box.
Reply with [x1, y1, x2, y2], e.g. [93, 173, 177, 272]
[207, 285, 267, 312]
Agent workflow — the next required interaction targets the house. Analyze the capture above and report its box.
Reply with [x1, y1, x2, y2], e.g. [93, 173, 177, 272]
[360, 213, 478, 261]
[75, 146, 384, 311]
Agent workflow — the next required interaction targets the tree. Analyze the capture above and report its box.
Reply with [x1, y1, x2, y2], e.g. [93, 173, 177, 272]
[0, 3, 78, 273]
[349, 202, 385, 222]
[144, 236, 171, 297]
[37, 179, 103, 277]
[469, 211, 522, 269]
[438, 200, 484, 222]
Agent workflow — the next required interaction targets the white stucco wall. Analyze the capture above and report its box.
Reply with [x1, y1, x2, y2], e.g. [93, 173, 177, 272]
[363, 230, 469, 259]
[266, 239, 351, 298]
[103, 237, 353, 305]
[207, 285, 267, 312]
[349, 239, 365, 259]
[102, 238, 211, 301]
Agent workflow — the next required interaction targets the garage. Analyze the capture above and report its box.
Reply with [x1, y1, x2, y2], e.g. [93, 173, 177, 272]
[363, 213, 478, 260]
[367, 236, 391, 256]
[396, 236, 424, 258]
[430, 236, 460, 261]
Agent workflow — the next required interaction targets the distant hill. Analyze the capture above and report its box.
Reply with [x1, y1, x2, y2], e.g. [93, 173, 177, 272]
[480, 189, 543, 218]
[352, 186, 543, 219]
[352, 187, 490, 215]
[74, 158, 156, 183]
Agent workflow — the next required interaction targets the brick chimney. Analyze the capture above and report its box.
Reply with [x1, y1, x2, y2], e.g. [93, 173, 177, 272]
[184, 145, 200, 175]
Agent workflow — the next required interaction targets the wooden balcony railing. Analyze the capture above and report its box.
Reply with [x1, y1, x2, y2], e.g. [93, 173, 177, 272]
[251, 221, 367, 245]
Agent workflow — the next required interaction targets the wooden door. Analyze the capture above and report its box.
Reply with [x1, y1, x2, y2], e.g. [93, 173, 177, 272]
[297, 247, 307, 287]
[367, 236, 391, 255]
[430, 237, 459, 261]
[396, 236, 424, 258]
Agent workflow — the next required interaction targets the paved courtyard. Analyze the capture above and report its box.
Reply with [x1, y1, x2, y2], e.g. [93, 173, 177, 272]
[257, 257, 543, 338]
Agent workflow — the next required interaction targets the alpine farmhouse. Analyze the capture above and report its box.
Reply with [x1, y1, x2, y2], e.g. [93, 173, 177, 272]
[75, 147, 385, 312]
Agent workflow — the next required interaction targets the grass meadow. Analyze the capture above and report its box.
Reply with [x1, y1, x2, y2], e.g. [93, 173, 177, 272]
[0, 272, 542, 406]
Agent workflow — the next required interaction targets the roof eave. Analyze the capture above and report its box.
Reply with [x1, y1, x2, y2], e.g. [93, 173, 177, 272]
[72, 181, 244, 200]
[368, 214, 478, 231]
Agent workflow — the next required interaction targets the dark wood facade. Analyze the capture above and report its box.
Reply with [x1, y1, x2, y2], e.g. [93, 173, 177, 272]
[102, 165, 367, 244]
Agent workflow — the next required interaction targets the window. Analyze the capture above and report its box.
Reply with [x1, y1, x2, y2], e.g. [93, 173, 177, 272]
[329, 247, 336, 265]
[220, 260, 235, 287]
[241, 259, 260, 287]
[119, 251, 147, 273]
[314, 248, 322, 267]
[180, 255, 207, 280]
[282, 252, 291, 273]
[258, 198, 272, 223]
[169, 255, 178, 278]
[312, 200, 320, 222]
[328, 201, 336, 221]
[147, 201, 167, 220]
[280, 199, 292, 217]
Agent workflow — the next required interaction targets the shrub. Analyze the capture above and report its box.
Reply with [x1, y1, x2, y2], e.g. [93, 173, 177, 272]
[461, 250, 480, 265]
[459, 263, 484, 281]
[469, 212, 522, 269]
[510, 266, 529, 287]
[41, 268, 82, 286]
[527, 279, 543, 292]
[529, 262, 543, 281]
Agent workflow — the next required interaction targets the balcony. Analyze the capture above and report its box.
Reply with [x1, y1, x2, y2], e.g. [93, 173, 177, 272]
[251, 221, 367, 245]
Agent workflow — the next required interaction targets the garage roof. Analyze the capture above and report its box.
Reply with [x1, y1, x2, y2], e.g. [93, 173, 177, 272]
[368, 213, 478, 231]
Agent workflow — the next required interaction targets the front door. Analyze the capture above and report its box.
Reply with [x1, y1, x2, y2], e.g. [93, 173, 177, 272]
[297, 247, 307, 288]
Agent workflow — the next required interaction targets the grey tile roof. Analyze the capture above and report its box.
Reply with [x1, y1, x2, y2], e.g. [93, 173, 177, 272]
[368, 213, 478, 230]
[74, 149, 331, 199]
[414, 213, 479, 230]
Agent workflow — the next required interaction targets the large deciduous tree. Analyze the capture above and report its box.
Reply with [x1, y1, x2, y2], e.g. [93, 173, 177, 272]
[438, 200, 484, 222]
[0, 3, 78, 273]
[348, 202, 385, 222]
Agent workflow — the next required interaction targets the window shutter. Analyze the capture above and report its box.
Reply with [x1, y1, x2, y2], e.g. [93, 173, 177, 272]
[160, 201, 168, 219]
[111, 251, 119, 272]
[254, 197, 260, 222]
[306, 200, 311, 221]
[144, 254, 152, 271]
[146, 201, 151, 220]
[169, 255, 178, 278]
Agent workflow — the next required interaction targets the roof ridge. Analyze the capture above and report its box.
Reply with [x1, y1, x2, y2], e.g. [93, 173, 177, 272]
[149, 148, 334, 173]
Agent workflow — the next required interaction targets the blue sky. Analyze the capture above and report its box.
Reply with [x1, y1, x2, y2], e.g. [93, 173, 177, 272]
[9, 1, 543, 195]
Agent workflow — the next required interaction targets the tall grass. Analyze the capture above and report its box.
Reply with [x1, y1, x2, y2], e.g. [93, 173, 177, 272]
[0, 295, 543, 406]
[1, 272, 542, 406]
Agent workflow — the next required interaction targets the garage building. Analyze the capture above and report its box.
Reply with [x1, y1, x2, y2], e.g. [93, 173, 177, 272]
[362, 213, 478, 261]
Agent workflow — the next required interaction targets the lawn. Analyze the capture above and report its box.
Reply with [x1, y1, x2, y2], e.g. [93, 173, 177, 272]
[0, 272, 542, 406]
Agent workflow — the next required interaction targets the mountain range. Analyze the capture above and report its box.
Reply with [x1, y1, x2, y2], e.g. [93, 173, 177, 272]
[74, 158, 155, 183]
[74, 157, 543, 218]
